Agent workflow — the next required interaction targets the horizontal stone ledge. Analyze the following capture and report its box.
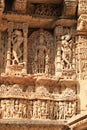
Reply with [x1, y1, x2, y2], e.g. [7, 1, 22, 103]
[54, 19, 77, 27]
[29, 0, 63, 4]
[77, 30, 87, 35]
[0, 75, 78, 86]
[0, 119, 67, 125]
[3, 13, 56, 29]
[0, 96, 77, 101]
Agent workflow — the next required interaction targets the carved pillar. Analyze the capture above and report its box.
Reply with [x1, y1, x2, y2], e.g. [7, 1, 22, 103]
[77, 0, 87, 79]
[5, 22, 13, 74]
[55, 41, 62, 76]
[54, 26, 63, 76]
[22, 23, 28, 74]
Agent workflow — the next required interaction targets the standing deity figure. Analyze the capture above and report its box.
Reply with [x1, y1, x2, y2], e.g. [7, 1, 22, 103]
[61, 34, 73, 69]
[35, 31, 47, 73]
[12, 30, 24, 65]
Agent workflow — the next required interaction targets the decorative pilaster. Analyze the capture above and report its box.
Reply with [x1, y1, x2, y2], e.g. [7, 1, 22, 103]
[76, 0, 87, 80]
[22, 23, 28, 74]
[55, 41, 62, 77]
[54, 26, 63, 77]
[5, 22, 13, 74]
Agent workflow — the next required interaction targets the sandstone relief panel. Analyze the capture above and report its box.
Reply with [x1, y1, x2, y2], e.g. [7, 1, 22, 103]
[0, 1, 86, 130]
[0, 82, 79, 120]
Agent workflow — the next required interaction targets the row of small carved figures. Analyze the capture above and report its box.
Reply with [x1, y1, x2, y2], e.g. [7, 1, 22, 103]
[0, 99, 77, 120]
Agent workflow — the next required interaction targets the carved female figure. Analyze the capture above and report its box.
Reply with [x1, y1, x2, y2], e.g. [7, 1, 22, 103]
[61, 35, 72, 69]
[12, 30, 24, 65]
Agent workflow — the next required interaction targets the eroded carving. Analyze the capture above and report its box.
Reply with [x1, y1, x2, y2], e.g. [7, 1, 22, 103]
[77, 14, 87, 31]
[13, 0, 27, 14]
[78, 0, 87, 15]
[5, 22, 28, 76]
[61, 34, 74, 70]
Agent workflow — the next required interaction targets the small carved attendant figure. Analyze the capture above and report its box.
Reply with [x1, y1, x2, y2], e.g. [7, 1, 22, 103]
[33, 101, 38, 119]
[59, 102, 64, 119]
[54, 102, 59, 119]
[22, 101, 27, 118]
[1, 100, 6, 118]
[12, 30, 24, 65]
[19, 102, 23, 118]
[6, 100, 11, 118]
[14, 100, 19, 118]
[41, 102, 46, 119]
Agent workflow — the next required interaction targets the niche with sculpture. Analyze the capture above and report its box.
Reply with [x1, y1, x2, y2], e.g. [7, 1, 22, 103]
[28, 29, 55, 75]
[5, 22, 28, 75]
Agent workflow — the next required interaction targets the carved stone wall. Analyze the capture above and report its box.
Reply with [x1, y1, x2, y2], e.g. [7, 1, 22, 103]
[0, 0, 87, 130]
